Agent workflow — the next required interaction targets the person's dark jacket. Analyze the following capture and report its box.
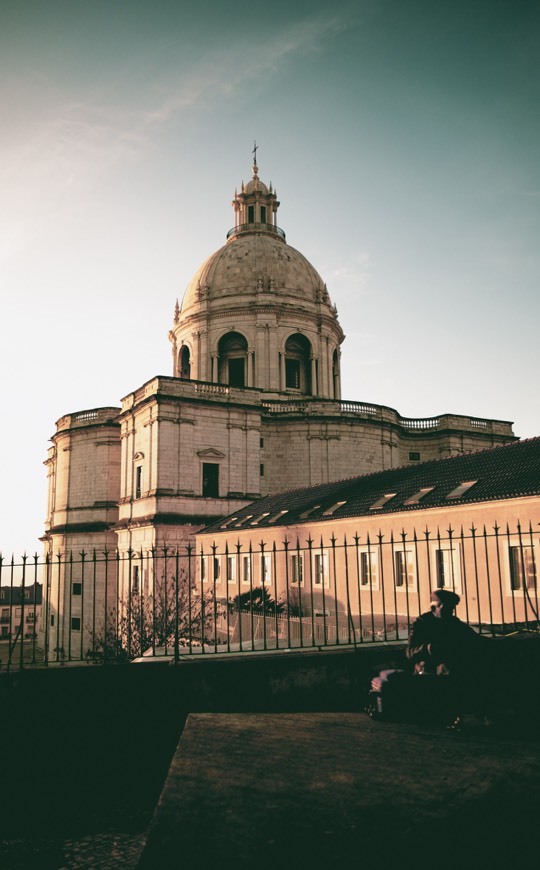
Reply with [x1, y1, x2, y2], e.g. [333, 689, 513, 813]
[406, 611, 482, 677]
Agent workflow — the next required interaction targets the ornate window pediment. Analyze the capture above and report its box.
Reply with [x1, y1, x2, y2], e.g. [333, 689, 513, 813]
[197, 448, 226, 460]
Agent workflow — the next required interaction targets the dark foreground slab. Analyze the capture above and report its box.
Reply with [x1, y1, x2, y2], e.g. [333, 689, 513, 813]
[137, 713, 540, 869]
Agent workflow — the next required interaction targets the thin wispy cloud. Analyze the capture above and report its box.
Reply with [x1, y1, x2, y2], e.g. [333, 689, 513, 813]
[0, 12, 351, 264]
[325, 252, 372, 290]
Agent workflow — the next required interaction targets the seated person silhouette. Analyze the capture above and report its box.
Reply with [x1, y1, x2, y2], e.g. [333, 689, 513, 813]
[405, 588, 486, 726]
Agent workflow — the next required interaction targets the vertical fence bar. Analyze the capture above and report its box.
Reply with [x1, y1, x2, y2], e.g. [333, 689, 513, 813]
[67, 551, 74, 661]
[470, 526, 483, 632]
[366, 533, 375, 642]
[378, 533, 387, 642]
[7, 555, 15, 671]
[295, 538, 304, 649]
[459, 527, 471, 627]
[353, 534, 363, 642]
[423, 527, 432, 602]
[272, 542, 279, 650]
[343, 535, 355, 646]
[412, 530, 421, 624]
[389, 533, 398, 641]
[331, 535, 340, 645]
[31, 554, 39, 665]
[283, 539, 291, 648]
[79, 551, 86, 662]
[43, 554, 51, 666]
[55, 554, 62, 664]
[318, 537, 328, 645]
[244, 540, 254, 649]
[517, 521, 532, 630]
[126, 549, 133, 660]
[186, 544, 193, 656]
[91, 550, 97, 661]
[305, 538, 315, 647]
[227, 542, 238, 651]
[18, 554, 27, 670]
[172, 549, 179, 663]
[401, 530, 410, 641]
[103, 550, 109, 664]
[493, 524, 505, 633]
[482, 526, 495, 636]
[526, 522, 539, 624]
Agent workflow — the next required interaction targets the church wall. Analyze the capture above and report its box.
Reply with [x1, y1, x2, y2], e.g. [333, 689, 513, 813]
[44, 410, 121, 534]
[39, 530, 119, 659]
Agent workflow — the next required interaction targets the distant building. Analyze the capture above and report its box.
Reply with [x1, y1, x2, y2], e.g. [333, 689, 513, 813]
[0, 583, 42, 642]
[39, 156, 516, 656]
[197, 438, 540, 642]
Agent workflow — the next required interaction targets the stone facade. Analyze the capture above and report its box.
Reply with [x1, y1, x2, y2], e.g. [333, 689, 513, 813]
[39, 158, 516, 655]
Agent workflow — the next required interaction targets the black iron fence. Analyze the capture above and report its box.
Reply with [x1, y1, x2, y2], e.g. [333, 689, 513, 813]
[0, 520, 538, 670]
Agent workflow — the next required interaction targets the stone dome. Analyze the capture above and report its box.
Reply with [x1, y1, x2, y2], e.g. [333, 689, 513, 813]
[180, 232, 330, 316]
[170, 155, 344, 398]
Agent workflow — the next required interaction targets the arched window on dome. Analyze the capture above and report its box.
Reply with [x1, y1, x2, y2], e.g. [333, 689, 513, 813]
[284, 334, 312, 395]
[218, 331, 248, 388]
[179, 345, 191, 380]
[332, 349, 340, 399]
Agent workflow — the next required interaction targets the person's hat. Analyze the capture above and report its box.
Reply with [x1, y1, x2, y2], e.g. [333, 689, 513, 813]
[430, 588, 460, 608]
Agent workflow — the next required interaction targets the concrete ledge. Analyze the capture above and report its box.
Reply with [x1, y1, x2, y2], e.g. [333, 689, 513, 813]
[138, 712, 540, 869]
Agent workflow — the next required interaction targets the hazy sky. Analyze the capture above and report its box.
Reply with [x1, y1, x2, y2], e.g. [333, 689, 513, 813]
[2, 0, 539, 555]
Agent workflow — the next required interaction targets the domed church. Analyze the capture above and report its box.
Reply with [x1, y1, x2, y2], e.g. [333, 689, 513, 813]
[43, 154, 516, 561]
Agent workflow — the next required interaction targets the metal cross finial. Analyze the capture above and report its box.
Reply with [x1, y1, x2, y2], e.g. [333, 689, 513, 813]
[252, 140, 258, 163]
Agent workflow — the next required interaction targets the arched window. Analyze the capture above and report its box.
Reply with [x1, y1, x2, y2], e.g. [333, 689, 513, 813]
[284, 334, 311, 395]
[218, 331, 248, 387]
[180, 345, 191, 380]
[332, 349, 339, 399]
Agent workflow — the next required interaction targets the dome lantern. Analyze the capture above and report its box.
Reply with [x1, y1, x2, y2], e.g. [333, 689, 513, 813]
[229, 144, 283, 242]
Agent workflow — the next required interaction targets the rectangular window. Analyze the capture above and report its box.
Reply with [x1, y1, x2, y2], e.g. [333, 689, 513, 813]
[434, 546, 461, 592]
[509, 546, 536, 591]
[241, 554, 251, 585]
[408, 451, 421, 462]
[26, 613, 35, 622]
[1, 608, 8, 618]
[248, 205, 255, 223]
[228, 358, 245, 387]
[313, 551, 329, 588]
[202, 463, 219, 498]
[359, 551, 378, 588]
[135, 465, 143, 499]
[260, 438, 264, 448]
[291, 553, 304, 586]
[227, 554, 237, 584]
[285, 358, 300, 389]
[260, 206, 267, 223]
[51, 614, 55, 626]
[201, 556, 221, 584]
[260, 463, 264, 476]
[71, 617, 81, 631]
[260, 554, 272, 586]
[72, 582, 82, 596]
[395, 550, 415, 588]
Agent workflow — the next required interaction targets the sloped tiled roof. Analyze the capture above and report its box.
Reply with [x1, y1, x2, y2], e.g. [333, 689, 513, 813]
[202, 438, 540, 534]
[0, 583, 42, 605]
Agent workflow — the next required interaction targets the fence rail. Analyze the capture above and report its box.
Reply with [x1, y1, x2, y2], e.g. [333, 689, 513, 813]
[0, 520, 538, 670]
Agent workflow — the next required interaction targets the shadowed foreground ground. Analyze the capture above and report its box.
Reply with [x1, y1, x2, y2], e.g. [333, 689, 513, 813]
[138, 712, 540, 870]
